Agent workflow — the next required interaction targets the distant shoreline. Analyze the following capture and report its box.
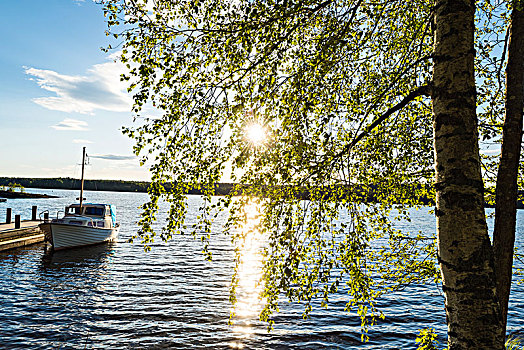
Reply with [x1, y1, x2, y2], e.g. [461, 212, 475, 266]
[0, 177, 235, 195]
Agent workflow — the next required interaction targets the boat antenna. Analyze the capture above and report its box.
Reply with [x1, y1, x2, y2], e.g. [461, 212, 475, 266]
[79, 146, 86, 210]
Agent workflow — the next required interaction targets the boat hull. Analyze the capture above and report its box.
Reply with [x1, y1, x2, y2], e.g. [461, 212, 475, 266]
[39, 223, 53, 243]
[47, 223, 118, 250]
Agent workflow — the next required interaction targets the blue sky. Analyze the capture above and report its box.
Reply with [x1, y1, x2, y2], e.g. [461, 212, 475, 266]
[0, 0, 149, 181]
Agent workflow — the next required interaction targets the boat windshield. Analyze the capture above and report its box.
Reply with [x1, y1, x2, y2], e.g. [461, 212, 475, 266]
[65, 206, 105, 216]
[84, 207, 105, 216]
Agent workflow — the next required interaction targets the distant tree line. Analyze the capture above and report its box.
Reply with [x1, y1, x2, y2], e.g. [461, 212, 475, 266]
[0, 177, 236, 195]
[0, 177, 423, 200]
[0, 177, 150, 193]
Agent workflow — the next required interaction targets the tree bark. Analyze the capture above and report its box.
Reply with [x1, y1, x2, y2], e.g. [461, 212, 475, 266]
[493, 1, 524, 337]
[432, 0, 505, 348]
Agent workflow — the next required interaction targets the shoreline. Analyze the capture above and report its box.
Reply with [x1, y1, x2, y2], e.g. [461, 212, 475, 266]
[0, 190, 59, 199]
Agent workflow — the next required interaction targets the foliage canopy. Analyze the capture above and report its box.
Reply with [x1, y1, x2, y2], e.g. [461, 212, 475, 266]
[102, 0, 522, 339]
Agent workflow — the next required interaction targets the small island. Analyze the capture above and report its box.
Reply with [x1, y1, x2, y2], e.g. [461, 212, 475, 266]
[0, 183, 58, 199]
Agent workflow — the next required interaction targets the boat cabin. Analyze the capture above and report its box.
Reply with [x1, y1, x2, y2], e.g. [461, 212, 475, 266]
[56, 203, 117, 229]
[66, 204, 109, 216]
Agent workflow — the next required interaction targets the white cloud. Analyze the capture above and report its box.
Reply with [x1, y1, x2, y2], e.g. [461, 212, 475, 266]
[480, 145, 501, 155]
[481, 149, 500, 154]
[90, 154, 136, 161]
[107, 51, 122, 61]
[73, 139, 93, 144]
[25, 56, 132, 114]
[52, 118, 89, 131]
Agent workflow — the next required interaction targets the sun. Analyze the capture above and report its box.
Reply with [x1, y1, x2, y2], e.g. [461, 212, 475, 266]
[245, 123, 266, 145]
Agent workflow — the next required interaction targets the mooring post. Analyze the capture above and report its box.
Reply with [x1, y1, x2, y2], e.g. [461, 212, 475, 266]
[32, 206, 37, 221]
[15, 215, 21, 229]
[6, 208, 11, 224]
[44, 212, 49, 222]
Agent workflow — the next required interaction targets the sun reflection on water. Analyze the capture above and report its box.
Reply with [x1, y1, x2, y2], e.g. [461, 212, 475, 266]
[230, 201, 266, 344]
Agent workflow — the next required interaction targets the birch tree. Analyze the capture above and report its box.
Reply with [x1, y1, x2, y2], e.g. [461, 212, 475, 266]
[432, 0, 503, 347]
[493, 2, 524, 337]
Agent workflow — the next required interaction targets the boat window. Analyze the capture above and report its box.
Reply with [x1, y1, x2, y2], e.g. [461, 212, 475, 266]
[109, 205, 116, 225]
[67, 207, 82, 215]
[85, 207, 105, 216]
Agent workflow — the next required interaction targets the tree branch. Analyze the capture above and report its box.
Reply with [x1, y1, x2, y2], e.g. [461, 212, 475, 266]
[301, 84, 433, 186]
[342, 84, 432, 156]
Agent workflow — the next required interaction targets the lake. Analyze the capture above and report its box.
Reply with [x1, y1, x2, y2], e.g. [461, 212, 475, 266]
[0, 188, 522, 349]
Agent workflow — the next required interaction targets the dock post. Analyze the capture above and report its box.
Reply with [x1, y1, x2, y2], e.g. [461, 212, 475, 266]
[6, 208, 11, 224]
[32, 206, 37, 221]
[15, 215, 21, 229]
[44, 212, 49, 222]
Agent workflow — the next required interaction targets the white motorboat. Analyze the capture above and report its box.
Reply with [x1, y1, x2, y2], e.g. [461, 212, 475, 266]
[40, 203, 119, 250]
[39, 147, 119, 250]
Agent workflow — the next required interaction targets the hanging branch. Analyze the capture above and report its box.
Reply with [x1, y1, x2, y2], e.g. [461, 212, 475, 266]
[343, 83, 432, 156]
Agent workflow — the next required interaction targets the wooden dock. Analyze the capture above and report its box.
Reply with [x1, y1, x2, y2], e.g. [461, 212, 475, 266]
[0, 221, 45, 251]
[0, 205, 46, 251]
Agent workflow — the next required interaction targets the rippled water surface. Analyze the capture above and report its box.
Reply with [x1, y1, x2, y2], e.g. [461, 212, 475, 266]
[0, 188, 522, 349]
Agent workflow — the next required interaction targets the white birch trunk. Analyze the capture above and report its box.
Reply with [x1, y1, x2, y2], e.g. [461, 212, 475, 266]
[432, 0, 504, 348]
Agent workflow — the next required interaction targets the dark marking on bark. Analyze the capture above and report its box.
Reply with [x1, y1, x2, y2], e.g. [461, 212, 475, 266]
[445, 169, 484, 189]
[448, 330, 458, 338]
[433, 113, 468, 133]
[432, 54, 454, 63]
[434, 177, 484, 193]
[477, 311, 503, 325]
[442, 284, 456, 292]
[456, 277, 494, 298]
[466, 157, 478, 165]
[438, 255, 459, 270]
[434, 131, 467, 140]
[432, 88, 476, 106]
[436, 0, 474, 16]
[451, 238, 494, 273]
[433, 46, 475, 60]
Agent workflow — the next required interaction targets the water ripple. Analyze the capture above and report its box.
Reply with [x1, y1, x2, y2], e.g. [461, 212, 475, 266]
[0, 189, 522, 349]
